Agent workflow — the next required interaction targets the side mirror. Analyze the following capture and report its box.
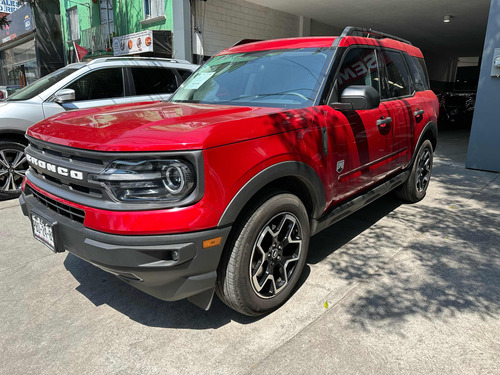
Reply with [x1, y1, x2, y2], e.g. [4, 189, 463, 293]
[54, 88, 75, 104]
[336, 85, 380, 110]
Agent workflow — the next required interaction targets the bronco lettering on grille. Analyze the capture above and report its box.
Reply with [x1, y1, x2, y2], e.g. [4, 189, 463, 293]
[26, 154, 84, 181]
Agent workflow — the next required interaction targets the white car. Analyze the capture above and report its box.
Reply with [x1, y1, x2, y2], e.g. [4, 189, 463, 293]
[0, 57, 198, 199]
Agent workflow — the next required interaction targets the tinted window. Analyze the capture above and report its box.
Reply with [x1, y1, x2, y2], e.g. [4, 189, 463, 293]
[337, 48, 380, 95]
[406, 55, 428, 92]
[380, 50, 411, 98]
[177, 69, 193, 81]
[131, 67, 178, 95]
[67, 68, 124, 101]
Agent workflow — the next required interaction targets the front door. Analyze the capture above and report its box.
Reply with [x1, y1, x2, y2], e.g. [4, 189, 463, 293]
[326, 47, 396, 202]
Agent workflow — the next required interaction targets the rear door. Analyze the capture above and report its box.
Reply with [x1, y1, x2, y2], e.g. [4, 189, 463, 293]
[402, 54, 435, 159]
[378, 49, 415, 168]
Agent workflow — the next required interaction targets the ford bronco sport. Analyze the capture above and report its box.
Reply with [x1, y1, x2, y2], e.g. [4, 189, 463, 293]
[20, 27, 438, 316]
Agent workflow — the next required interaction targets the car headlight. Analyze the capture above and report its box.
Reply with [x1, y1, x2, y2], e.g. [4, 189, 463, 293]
[89, 159, 196, 202]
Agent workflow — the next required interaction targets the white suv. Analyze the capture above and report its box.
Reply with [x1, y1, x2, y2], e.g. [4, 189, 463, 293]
[0, 57, 198, 200]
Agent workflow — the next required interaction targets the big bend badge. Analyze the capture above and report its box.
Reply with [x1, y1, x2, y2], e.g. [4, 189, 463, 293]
[336, 160, 345, 173]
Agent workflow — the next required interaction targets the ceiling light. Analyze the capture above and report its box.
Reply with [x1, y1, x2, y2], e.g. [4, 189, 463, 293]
[443, 15, 452, 23]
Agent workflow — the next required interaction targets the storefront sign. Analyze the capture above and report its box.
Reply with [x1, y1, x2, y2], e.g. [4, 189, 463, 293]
[113, 30, 154, 56]
[0, 0, 22, 14]
[0, 5, 33, 46]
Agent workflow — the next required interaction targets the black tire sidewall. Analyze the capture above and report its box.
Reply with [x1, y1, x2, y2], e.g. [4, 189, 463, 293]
[228, 193, 310, 315]
[410, 139, 433, 201]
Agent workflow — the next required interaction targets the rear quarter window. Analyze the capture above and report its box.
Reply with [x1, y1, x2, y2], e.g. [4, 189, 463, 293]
[405, 54, 430, 92]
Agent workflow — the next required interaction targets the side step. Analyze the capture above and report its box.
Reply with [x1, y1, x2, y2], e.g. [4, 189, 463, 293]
[311, 171, 409, 235]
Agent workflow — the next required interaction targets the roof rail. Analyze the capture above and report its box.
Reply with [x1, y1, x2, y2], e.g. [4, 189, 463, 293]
[332, 26, 412, 47]
[87, 57, 192, 65]
[232, 39, 263, 47]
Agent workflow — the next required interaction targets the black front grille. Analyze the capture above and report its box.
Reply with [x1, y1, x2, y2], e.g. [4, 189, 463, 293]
[30, 186, 85, 224]
[25, 137, 204, 211]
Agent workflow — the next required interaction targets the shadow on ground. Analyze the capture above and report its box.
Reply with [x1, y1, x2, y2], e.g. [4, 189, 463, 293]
[327, 171, 500, 332]
[63, 253, 263, 329]
[64, 252, 311, 329]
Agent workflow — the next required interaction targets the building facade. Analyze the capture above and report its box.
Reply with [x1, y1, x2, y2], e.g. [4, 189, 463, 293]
[59, 0, 175, 63]
[0, 2, 64, 86]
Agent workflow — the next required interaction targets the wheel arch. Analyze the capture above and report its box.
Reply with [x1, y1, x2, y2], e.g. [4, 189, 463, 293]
[417, 120, 437, 151]
[411, 120, 437, 166]
[0, 130, 28, 146]
[217, 161, 326, 228]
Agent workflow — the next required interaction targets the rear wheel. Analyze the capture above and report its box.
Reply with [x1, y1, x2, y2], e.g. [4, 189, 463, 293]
[395, 139, 433, 203]
[0, 141, 28, 200]
[216, 192, 310, 316]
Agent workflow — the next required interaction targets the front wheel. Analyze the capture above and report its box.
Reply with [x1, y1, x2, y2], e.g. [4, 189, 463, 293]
[0, 141, 28, 201]
[216, 192, 310, 316]
[395, 139, 434, 203]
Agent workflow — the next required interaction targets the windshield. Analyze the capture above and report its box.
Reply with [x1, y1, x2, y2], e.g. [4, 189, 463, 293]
[171, 47, 334, 108]
[8, 66, 82, 101]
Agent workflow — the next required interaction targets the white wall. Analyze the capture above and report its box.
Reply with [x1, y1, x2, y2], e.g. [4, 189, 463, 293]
[310, 20, 342, 36]
[197, 0, 300, 56]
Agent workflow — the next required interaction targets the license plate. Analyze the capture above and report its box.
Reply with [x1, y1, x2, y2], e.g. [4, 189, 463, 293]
[31, 214, 56, 252]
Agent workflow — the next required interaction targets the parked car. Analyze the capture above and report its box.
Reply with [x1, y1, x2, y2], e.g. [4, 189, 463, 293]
[0, 57, 198, 199]
[0, 85, 21, 100]
[20, 27, 438, 316]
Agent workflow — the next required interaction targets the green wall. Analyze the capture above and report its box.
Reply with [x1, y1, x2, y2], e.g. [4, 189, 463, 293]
[59, 0, 173, 63]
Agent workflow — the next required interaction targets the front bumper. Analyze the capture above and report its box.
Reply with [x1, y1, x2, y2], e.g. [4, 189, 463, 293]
[20, 187, 231, 309]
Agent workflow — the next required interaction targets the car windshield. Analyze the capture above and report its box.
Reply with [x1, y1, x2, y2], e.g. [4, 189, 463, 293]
[171, 47, 334, 108]
[7, 66, 82, 101]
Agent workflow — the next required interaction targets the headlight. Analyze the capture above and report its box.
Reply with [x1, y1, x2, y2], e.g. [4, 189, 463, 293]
[89, 159, 195, 202]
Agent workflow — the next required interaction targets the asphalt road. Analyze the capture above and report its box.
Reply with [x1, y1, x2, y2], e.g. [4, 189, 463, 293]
[1, 129, 498, 374]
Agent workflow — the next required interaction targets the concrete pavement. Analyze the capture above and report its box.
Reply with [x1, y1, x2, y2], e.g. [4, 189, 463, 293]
[0, 129, 498, 374]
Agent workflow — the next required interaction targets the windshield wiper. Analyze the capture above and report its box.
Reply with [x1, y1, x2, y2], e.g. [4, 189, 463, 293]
[217, 89, 315, 103]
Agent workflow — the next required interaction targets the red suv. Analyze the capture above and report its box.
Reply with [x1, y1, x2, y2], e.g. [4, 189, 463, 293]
[20, 27, 438, 316]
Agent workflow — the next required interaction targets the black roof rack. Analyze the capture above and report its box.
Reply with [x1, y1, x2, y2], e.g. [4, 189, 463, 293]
[232, 39, 263, 47]
[332, 26, 412, 47]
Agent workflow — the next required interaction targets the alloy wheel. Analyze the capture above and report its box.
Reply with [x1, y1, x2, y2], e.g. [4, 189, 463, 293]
[416, 147, 431, 193]
[0, 149, 27, 193]
[249, 212, 303, 298]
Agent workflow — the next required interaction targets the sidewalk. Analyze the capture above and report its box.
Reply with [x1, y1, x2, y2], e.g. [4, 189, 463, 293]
[0, 129, 498, 374]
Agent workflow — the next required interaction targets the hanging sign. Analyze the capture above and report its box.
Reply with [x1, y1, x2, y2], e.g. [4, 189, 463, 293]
[113, 30, 154, 56]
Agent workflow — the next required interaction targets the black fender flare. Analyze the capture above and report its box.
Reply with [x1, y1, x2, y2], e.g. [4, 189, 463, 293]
[411, 120, 438, 166]
[217, 161, 326, 227]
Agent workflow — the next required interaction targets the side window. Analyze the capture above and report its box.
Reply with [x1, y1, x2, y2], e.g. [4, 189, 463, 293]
[131, 67, 178, 95]
[337, 48, 380, 96]
[405, 54, 428, 92]
[67, 68, 124, 101]
[380, 50, 411, 99]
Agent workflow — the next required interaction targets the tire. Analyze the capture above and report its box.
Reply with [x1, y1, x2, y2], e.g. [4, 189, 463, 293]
[395, 139, 433, 203]
[216, 192, 310, 316]
[0, 141, 29, 201]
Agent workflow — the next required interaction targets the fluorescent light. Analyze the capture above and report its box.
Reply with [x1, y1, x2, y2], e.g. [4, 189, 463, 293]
[443, 15, 452, 23]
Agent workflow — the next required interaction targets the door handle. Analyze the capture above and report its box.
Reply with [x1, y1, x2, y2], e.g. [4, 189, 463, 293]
[414, 109, 425, 117]
[376, 117, 392, 127]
